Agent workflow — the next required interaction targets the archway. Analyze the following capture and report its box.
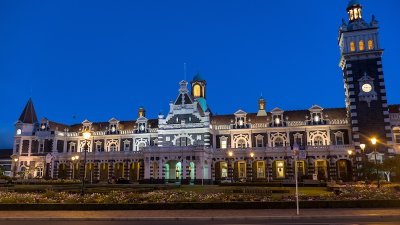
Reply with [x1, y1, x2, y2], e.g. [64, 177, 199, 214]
[85, 163, 95, 183]
[336, 159, 352, 181]
[99, 163, 109, 182]
[114, 162, 124, 179]
[58, 164, 67, 179]
[314, 160, 328, 180]
[130, 162, 140, 181]
[272, 160, 286, 179]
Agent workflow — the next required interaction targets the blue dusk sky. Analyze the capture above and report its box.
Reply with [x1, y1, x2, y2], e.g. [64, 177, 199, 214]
[0, 0, 399, 148]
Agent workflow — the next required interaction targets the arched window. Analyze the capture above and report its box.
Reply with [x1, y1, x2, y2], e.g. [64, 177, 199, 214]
[359, 40, 365, 51]
[193, 84, 201, 98]
[350, 41, 356, 52]
[237, 139, 246, 148]
[313, 136, 324, 146]
[274, 137, 284, 147]
[368, 40, 374, 50]
[110, 143, 117, 152]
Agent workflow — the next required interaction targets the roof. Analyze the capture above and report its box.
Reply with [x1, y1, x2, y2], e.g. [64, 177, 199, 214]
[0, 149, 12, 159]
[18, 98, 38, 124]
[389, 104, 400, 113]
[347, 0, 361, 8]
[211, 107, 347, 125]
[192, 73, 204, 82]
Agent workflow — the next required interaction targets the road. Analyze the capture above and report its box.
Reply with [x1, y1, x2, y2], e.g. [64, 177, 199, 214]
[0, 209, 399, 225]
[0, 219, 399, 225]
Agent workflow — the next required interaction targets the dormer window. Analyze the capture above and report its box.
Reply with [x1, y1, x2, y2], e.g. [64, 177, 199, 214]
[82, 119, 92, 132]
[308, 105, 325, 125]
[275, 117, 280, 125]
[234, 109, 248, 129]
[350, 41, 356, 52]
[359, 40, 365, 51]
[107, 118, 120, 135]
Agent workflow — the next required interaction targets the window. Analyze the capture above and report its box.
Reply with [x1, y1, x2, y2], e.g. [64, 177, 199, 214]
[193, 84, 201, 98]
[313, 136, 324, 146]
[256, 161, 265, 178]
[294, 133, 303, 146]
[176, 137, 190, 147]
[124, 142, 130, 151]
[69, 143, 76, 152]
[137, 142, 146, 151]
[96, 142, 102, 152]
[256, 135, 263, 147]
[350, 41, 356, 52]
[349, 9, 354, 20]
[39, 143, 44, 153]
[238, 162, 246, 178]
[359, 40, 365, 51]
[274, 137, 284, 147]
[276, 161, 285, 178]
[395, 134, 400, 144]
[368, 39, 374, 50]
[110, 144, 117, 152]
[237, 139, 246, 148]
[221, 162, 228, 178]
[221, 138, 228, 149]
[335, 132, 344, 145]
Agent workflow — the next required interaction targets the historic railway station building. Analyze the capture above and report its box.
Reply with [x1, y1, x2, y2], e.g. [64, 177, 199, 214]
[11, 1, 400, 184]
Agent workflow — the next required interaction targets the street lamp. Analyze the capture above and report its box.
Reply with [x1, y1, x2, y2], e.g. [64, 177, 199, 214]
[249, 153, 254, 181]
[347, 150, 354, 181]
[11, 155, 18, 178]
[81, 131, 91, 196]
[227, 151, 234, 182]
[71, 156, 78, 179]
[370, 138, 380, 188]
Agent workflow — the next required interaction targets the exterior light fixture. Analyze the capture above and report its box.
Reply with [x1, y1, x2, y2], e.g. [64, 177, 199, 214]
[228, 151, 233, 157]
[275, 117, 280, 125]
[347, 150, 353, 155]
[83, 131, 91, 140]
[360, 143, 366, 152]
[314, 115, 320, 122]
[250, 152, 254, 158]
[371, 138, 377, 145]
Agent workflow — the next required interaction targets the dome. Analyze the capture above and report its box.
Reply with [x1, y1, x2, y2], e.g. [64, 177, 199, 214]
[347, 0, 361, 8]
[192, 73, 204, 82]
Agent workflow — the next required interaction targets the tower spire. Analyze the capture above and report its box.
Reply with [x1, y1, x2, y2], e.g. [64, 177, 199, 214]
[18, 98, 38, 124]
[347, 0, 363, 22]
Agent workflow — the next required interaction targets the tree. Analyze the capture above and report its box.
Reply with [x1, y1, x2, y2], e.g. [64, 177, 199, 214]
[381, 155, 400, 182]
[356, 160, 378, 182]
[0, 166, 5, 176]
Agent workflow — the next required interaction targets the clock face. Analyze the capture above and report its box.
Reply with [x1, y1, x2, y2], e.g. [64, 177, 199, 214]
[362, 84, 372, 93]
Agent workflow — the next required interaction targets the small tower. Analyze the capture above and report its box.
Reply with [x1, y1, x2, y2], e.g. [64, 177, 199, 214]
[138, 107, 146, 118]
[347, 0, 363, 22]
[15, 98, 39, 136]
[190, 73, 206, 99]
[257, 96, 267, 116]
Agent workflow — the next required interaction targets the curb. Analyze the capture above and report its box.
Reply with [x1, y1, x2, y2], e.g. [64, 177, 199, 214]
[0, 215, 400, 221]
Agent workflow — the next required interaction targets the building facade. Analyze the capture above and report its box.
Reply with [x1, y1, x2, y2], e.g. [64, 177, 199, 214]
[11, 1, 400, 183]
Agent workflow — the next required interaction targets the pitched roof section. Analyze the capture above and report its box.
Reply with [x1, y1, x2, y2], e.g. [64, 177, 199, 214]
[18, 98, 38, 124]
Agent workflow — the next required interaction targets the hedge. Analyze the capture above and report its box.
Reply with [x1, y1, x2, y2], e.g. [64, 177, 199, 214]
[0, 200, 399, 210]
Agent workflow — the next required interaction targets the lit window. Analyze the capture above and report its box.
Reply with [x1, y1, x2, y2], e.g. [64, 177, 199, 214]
[256, 161, 265, 178]
[368, 40, 374, 50]
[237, 139, 246, 148]
[349, 10, 354, 20]
[354, 9, 359, 19]
[274, 137, 284, 147]
[395, 134, 400, 144]
[359, 40, 365, 51]
[275, 117, 280, 125]
[313, 136, 324, 146]
[276, 161, 285, 178]
[358, 8, 362, 19]
[193, 84, 201, 98]
[16, 129, 22, 135]
[350, 41, 356, 52]
[221, 140, 227, 149]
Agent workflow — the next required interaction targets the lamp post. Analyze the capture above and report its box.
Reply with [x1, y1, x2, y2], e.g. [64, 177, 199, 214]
[228, 151, 234, 183]
[293, 144, 300, 216]
[71, 156, 78, 179]
[347, 150, 354, 181]
[359, 144, 366, 181]
[249, 152, 254, 182]
[370, 138, 380, 188]
[81, 131, 91, 196]
[12, 156, 18, 178]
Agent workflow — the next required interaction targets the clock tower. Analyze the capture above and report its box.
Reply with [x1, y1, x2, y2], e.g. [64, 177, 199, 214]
[339, 0, 393, 153]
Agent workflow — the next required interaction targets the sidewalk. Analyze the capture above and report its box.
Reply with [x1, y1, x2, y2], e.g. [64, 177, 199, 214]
[0, 208, 399, 221]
